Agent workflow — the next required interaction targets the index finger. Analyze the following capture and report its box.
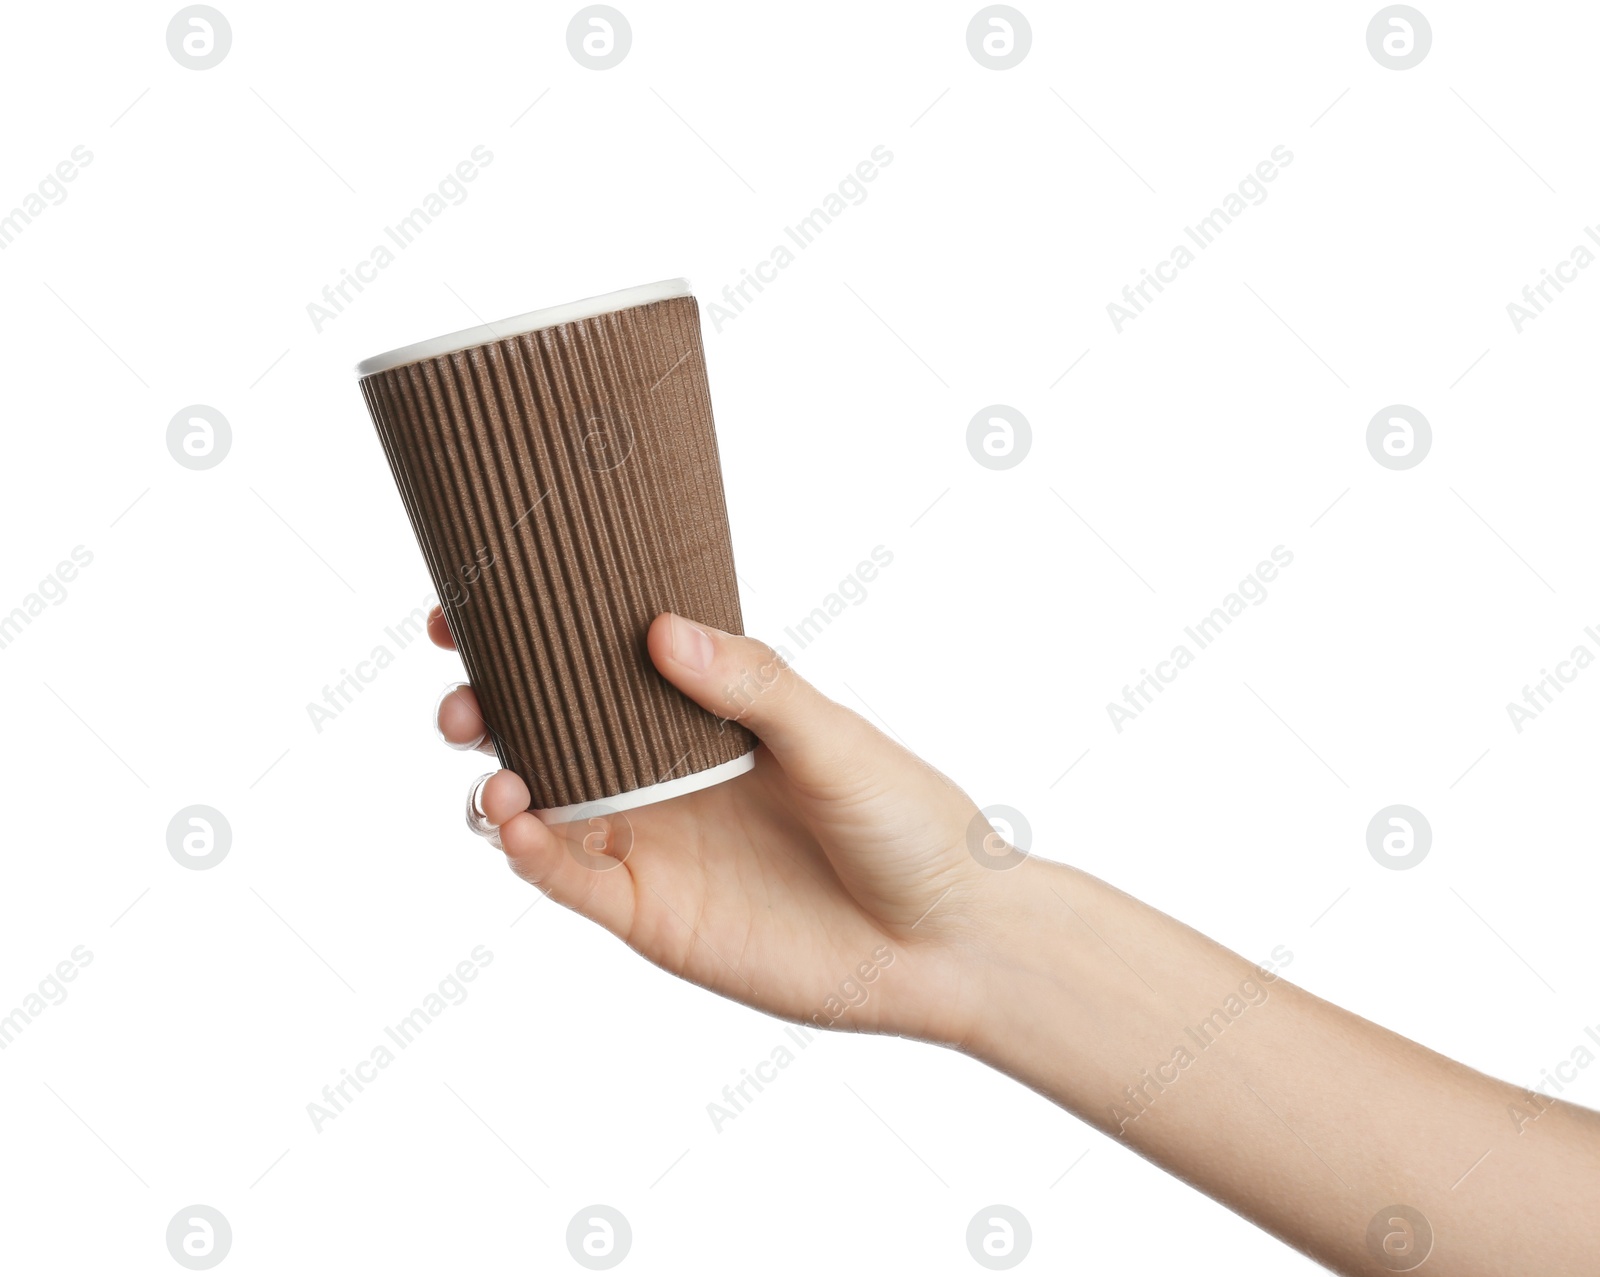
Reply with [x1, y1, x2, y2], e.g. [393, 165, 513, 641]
[428, 605, 456, 650]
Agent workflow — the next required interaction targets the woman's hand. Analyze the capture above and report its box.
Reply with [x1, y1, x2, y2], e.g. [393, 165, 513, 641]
[430, 606, 1020, 1048]
[430, 607, 1600, 1274]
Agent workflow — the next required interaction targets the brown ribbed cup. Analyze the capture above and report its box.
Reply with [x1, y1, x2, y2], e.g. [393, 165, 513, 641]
[357, 285, 756, 814]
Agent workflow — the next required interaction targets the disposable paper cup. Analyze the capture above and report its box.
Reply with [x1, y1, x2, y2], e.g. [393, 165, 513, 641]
[356, 279, 757, 820]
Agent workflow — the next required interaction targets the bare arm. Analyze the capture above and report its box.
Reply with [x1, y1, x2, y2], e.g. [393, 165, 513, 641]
[969, 858, 1600, 1274]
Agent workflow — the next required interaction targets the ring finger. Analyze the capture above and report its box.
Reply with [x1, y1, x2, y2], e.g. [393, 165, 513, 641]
[436, 682, 495, 754]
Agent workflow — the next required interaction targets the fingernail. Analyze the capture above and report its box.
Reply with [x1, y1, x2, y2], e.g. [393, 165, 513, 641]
[434, 682, 487, 751]
[669, 614, 714, 672]
[465, 773, 499, 843]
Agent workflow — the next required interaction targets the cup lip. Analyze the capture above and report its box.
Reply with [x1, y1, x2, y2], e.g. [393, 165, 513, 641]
[534, 749, 756, 823]
[355, 277, 694, 377]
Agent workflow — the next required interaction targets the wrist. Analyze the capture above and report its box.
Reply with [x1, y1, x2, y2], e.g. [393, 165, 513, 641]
[959, 857, 1088, 1062]
[878, 853, 1084, 1053]
[957, 857, 1168, 1125]
[957, 855, 1302, 1140]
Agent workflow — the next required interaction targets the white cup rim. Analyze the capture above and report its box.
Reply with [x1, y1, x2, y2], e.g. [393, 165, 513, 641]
[355, 277, 693, 377]
[535, 749, 757, 823]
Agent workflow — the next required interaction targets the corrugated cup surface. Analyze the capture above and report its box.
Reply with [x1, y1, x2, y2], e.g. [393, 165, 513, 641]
[360, 294, 756, 811]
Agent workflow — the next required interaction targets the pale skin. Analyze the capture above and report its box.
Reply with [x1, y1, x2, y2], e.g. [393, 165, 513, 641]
[430, 606, 1600, 1275]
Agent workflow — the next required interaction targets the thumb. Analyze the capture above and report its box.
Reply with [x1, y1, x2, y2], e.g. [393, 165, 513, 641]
[646, 612, 879, 787]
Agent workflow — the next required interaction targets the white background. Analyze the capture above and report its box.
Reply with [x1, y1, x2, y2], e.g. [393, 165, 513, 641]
[2, 1, 1596, 1272]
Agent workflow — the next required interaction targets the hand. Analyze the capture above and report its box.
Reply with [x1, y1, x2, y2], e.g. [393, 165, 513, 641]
[429, 611, 1600, 1276]
[430, 606, 1018, 1047]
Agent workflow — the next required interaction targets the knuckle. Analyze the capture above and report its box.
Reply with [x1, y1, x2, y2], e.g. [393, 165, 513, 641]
[717, 638, 791, 717]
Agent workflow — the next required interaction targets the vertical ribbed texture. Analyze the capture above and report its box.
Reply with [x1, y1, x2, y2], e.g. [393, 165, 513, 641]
[359, 295, 756, 811]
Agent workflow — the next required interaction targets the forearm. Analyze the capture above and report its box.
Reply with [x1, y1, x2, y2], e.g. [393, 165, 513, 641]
[966, 858, 1600, 1274]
